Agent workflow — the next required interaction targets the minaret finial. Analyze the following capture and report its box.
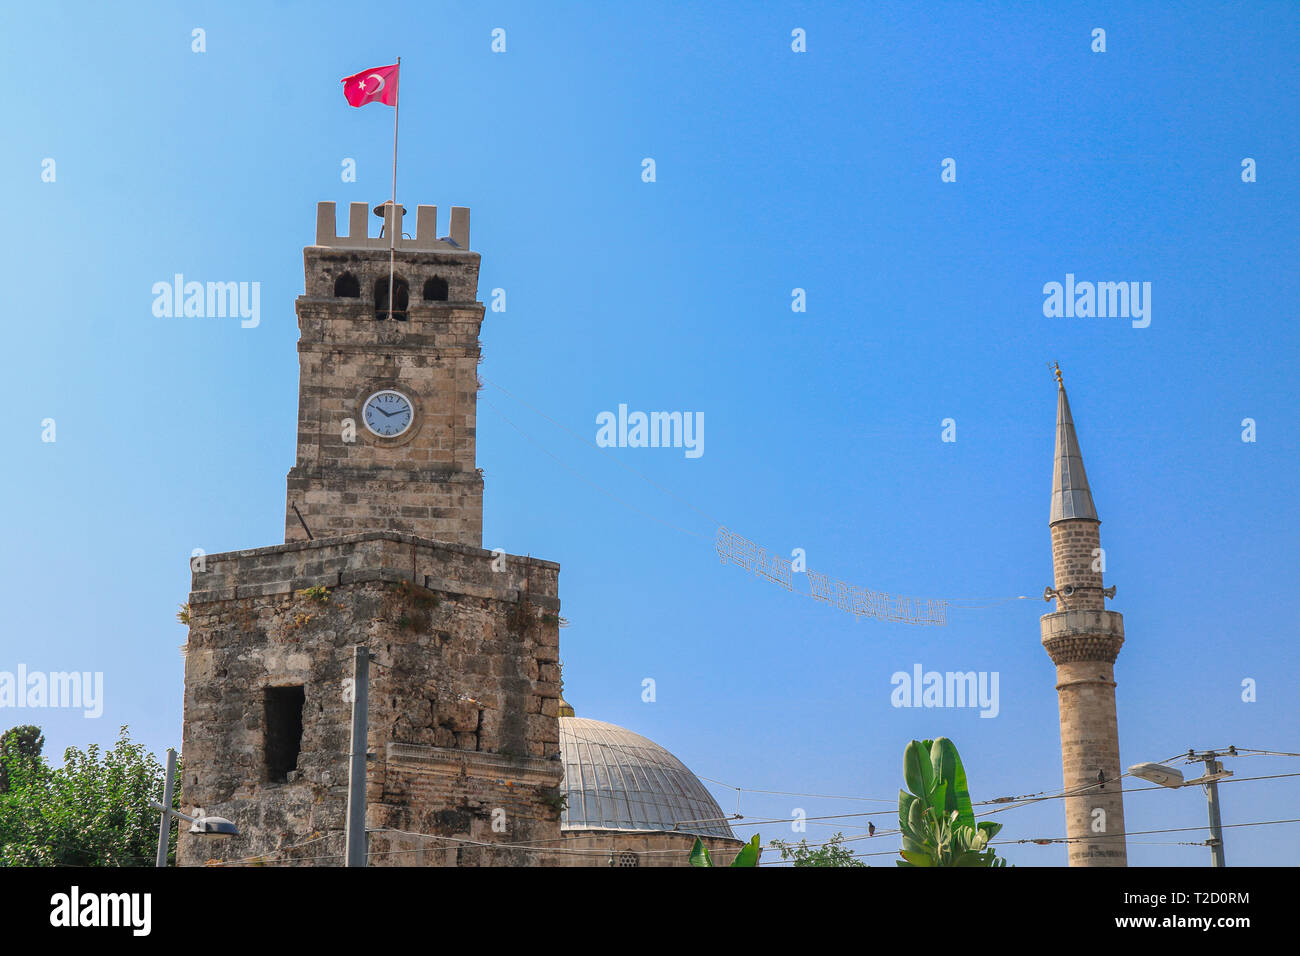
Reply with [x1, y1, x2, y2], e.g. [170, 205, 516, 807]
[1051, 361, 1064, 388]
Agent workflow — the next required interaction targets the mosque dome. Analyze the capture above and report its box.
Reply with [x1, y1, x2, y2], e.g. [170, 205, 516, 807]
[558, 716, 735, 840]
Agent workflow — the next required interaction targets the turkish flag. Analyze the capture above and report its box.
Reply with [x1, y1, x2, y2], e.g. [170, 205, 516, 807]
[341, 64, 399, 107]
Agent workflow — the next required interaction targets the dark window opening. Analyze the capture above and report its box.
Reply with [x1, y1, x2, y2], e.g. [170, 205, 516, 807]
[374, 276, 409, 320]
[422, 276, 449, 301]
[265, 685, 305, 783]
[333, 273, 360, 297]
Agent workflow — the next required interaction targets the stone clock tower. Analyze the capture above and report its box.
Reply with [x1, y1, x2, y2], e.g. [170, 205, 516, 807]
[285, 201, 483, 546]
[178, 202, 564, 867]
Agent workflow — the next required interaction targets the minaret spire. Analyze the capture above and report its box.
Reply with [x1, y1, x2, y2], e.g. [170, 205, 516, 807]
[1050, 366, 1098, 525]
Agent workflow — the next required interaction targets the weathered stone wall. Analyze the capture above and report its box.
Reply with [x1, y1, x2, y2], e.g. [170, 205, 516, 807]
[286, 467, 482, 547]
[1051, 658, 1128, 867]
[1044, 515, 1127, 867]
[285, 246, 486, 548]
[554, 831, 747, 868]
[367, 745, 563, 867]
[1050, 520, 1103, 611]
[178, 532, 562, 867]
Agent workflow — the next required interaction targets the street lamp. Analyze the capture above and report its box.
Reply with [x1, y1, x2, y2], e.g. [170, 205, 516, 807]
[151, 747, 240, 866]
[1128, 762, 1185, 789]
[1129, 748, 1235, 867]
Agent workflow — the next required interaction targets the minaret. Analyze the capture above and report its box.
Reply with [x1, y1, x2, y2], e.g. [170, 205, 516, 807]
[1039, 365, 1127, 866]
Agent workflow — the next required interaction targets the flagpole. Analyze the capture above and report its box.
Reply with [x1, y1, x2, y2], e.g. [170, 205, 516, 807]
[387, 56, 400, 319]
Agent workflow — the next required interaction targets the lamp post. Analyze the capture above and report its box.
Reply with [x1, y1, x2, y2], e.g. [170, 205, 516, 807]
[151, 747, 239, 866]
[1129, 746, 1235, 867]
[345, 645, 373, 868]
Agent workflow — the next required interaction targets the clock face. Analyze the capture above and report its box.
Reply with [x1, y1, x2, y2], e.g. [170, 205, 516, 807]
[362, 389, 414, 438]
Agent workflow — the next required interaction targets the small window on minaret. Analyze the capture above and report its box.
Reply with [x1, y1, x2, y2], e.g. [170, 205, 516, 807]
[374, 277, 409, 320]
[264, 685, 305, 783]
[334, 273, 360, 297]
[422, 276, 448, 301]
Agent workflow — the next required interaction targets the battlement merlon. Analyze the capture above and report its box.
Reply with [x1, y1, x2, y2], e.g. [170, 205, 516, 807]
[314, 201, 470, 252]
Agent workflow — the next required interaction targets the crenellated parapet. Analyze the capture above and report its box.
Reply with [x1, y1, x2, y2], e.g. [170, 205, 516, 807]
[314, 201, 470, 251]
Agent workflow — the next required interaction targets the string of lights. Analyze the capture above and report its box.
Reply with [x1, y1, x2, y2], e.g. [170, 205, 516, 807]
[481, 378, 1027, 611]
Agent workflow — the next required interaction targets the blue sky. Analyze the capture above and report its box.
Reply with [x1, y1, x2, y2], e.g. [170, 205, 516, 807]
[2, 1, 1297, 865]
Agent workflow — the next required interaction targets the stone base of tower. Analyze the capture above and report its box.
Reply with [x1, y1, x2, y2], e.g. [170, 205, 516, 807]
[178, 532, 562, 867]
[1042, 609, 1128, 867]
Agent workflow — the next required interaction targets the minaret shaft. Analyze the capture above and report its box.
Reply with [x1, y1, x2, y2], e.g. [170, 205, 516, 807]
[1040, 379, 1127, 867]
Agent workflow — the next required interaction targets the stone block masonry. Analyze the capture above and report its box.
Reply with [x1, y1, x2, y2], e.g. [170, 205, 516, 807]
[1050, 522, 1104, 611]
[554, 832, 745, 867]
[1042, 609, 1127, 866]
[1042, 525, 1128, 867]
[178, 532, 563, 867]
[285, 228, 487, 548]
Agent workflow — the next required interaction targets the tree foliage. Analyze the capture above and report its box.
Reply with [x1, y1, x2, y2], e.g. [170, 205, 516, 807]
[0, 725, 179, 867]
[768, 831, 867, 867]
[0, 725, 43, 793]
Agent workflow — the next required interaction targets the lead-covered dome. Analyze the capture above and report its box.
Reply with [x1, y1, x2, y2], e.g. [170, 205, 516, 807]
[558, 717, 735, 840]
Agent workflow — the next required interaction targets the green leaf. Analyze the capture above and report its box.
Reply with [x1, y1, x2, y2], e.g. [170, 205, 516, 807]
[899, 849, 933, 867]
[688, 837, 713, 867]
[930, 781, 948, 818]
[902, 740, 931, 799]
[931, 737, 975, 830]
[898, 790, 917, 837]
[729, 833, 761, 867]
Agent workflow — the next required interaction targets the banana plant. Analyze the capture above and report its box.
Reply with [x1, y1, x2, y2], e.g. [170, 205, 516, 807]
[689, 833, 761, 867]
[897, 737, 1008, 867]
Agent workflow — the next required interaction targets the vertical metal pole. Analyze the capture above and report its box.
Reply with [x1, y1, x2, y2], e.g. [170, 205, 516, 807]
[344, 646, 370, 867]
[386, 56, 400, 319]
[1204, 758, 1226, 867]
[155, 747, 176, 867]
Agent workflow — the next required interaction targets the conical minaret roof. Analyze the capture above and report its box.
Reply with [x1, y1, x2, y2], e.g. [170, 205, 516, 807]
[1050, 379, 1099, 524]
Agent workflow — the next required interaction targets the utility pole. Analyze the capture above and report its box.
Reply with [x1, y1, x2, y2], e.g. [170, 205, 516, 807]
[1187, 748, 1235, 868]
[344, 646, 371, 867]
[155, 747, 177, 867]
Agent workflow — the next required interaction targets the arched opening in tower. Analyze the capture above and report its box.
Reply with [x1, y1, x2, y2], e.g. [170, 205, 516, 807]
[374, 276, 410, 320]
[333, 272, 360, 297]
[422, 276, 449, 301]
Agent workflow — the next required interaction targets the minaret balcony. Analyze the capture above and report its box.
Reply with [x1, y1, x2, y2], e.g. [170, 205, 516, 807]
[1039, 608, 1125, 664]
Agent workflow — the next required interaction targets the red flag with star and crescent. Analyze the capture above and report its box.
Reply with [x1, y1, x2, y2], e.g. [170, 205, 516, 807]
[341, 64, 399, 107]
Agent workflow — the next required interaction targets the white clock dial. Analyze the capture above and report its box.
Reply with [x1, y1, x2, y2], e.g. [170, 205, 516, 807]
[362, 389, 414, 438]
